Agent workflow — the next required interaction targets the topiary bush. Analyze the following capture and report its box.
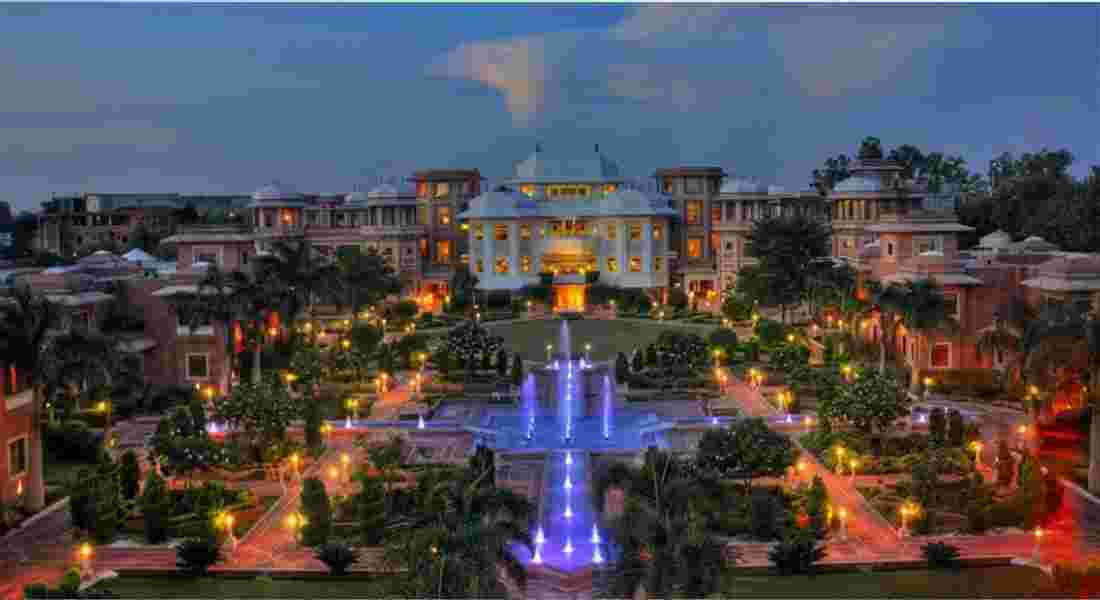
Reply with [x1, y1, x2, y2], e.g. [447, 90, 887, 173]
[140, 470, 171, 544]
[118, 450, 141, 502]
[300, 477, 332, 547]
[769, 532, 826, 575]
[749, 488, 783, 540]
[921, 541, 960, 569]
[176, 537, 223, 575]
[315, 542, 360, 575]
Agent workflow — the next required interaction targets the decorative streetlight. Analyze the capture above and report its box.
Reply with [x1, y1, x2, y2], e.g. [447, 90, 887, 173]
[584, 343, 592, 362]
[1033, 526, 1044, 563]
[969, 440, 984, 469]
[841, 364, 852, 382]
[849, 458, 859, 481]
[834, 447, 846, 475]
[341, 339, 351, 350]
[289, 453, 301, 482]
[77, 542, 94, 579]
[340, 452, 351, 483]
[838, 507, 849, 541]
[786, 333, 795, 344]
[321, 422, 333, 442]
[546, 344, 553, 362]
[346, 398, 360, 423]
[899, 502, 919, 537]
[286, 512, 306, 546]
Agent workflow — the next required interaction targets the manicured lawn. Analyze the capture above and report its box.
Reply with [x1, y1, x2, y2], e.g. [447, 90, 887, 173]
[721, 566, 1058, 598]
[94, 566, 1057, 599]
[93, 575, 395, 598]
[486, 318, 711, 362]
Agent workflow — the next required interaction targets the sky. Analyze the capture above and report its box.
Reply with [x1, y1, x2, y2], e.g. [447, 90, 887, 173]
[0, 3, 1097, 212]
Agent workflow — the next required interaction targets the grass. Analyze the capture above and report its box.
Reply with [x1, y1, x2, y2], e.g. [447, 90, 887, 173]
[720, 566, 1059, 598]
[485, 318, 711, 362]
[93, 566, 1057, 599]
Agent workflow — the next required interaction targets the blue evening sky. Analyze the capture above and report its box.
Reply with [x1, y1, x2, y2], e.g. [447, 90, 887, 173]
[0, 3, 1097, 210]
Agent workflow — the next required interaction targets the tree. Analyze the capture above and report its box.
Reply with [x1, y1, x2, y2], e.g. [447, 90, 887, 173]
[140, 470, 171, 544]
[895, 279, 956, 393]
[365, 435, 406, 513]
[337, 246, 400, 313]
[382, 455, 532, 598]
[721, 292, 753, 322]
[812, 154, 851, 195]
[211, 374, 299, 461]
[303, 392, 324, 451]
[820, 370, 907, 435]
[300, 477, 332, 547]
[191, 265, 256, 395]
[600, 448, 728, 599]
[928, 407, 947, 446]
[443, 321, 503, 364]
[614, 351, 629, 381]
[644, 345, 657, 368]
[632, 350, 644, 374]
[354, 471, 387, 545]
[118, 450, 141, 501]
[695, 418, 797, 491]
[744, 215, 831, 323]
[495, 348, 508, 378]
[448, 264, 478, 312]
[127, 223, 162, 254]
[510, 354, 524, 386]
[253, 239, 343, 327]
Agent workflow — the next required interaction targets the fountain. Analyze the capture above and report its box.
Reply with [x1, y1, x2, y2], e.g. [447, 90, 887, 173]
[602, 375, 613, 440]
[590, 524, 601, 544]
[417, 414, 425, 430]
[535, 527, 546, 545]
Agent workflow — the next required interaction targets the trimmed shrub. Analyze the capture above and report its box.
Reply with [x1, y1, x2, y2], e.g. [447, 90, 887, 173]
[315, 542, 360, 575]
[303, 394, 323, 450]
[769, 532, 826, 575]
[300, 477, 332, 547]
[755, 319, 786, 347]
[176, 537, 223, 575]
[749, 489, 782, 540]
[922, 542, 960, 569]
[928, 408, 946, 446]
[118, 450, 141, 502]
[946, 410, 965, 447]
[140, 471, 170, 544]
[60, 568, 82, 594]
[806, 475, 829, 539]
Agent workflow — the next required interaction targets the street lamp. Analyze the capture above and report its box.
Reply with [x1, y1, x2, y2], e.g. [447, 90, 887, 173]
[584, 343, 592, 362]
[849, 458, 859, 481]
[834, 447, 846, 475]
[286, 512, 306, 545]
[77, 542, 94, 578]
[546, 344, 553, 362]
[841, 364, 852, 382]
[838, 507, 849, 541]
[969, 440, 984, 469]
[786, 333, 795, 343]
[346, 398, 360, 422]
[1033, 527, 1044, 563]
[341, 339, 351, 350]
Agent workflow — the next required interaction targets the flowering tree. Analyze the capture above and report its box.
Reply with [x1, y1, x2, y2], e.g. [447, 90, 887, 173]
[212, 373, 300, 461]
[819, 371, 907, 434]
[444, 321, 503, 363]
[695, 418, 797, 491]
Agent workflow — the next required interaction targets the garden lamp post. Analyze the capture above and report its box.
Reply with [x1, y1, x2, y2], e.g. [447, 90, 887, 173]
[96, 400, 113, 445]
[286, 512, 305, 547]
[1033, 527, 1044, 563]
[341, 339, 351, 351]
[841, 364, 852, 382]
[347, 398, 360, 423]
[321, 422, 333, 443]
[834, 447, 846, 475]
[546, 344, 553, 362]
[585, 343, 592, 362]
[969, 440, 983, 469]
[786, 333, 795, 344]
[849, 458, 859, 481]
[289, 453, 301, 482]
[899, 502, 917, 537]
[340, 452, 351, 483]
[77, 542, 94, 579]
[838, 508, 849, 541]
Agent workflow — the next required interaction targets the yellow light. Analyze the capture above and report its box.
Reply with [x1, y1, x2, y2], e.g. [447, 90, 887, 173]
[341, 339, 351, 349]
[849, 458, 859, 471]
[1018, 424, 1028, 434]
[787, 334, 795, 343]
[842, 365, 851, 375]
[1028, 385, 1039, 396]
[226, 514, 235, 529]
[461, 223, 469, 231]
[835, 447, 845, 457]
[796, 460, 807, 473]
[969, 441, 983, 453]
[286, 514, 299, 529]
[290, 453, 300, 464]
[304, 322, 312, 332]
[96, 401, 108, 413]
[79, 543, 93, 560]
[839, 508, 848, 520]
[328, 466, 339, 479]
[1034, 527, 1044, 540]
[924, 377, 934, 387]
[269, 327, 278, 337]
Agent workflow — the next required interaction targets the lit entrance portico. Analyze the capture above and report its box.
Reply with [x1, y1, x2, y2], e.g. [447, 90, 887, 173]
[554, 284, 586, 312]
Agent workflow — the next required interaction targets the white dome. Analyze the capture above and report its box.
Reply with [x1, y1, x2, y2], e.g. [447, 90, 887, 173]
[720, 178, 766, 194]
[252, 181, 303, 202]
[767, 185, 786, 195]
[832, 176, 884, 193]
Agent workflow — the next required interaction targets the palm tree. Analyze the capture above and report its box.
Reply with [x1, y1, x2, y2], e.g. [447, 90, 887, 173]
[599, 448, 727, 600]
[865, 281, 908, 375]
[1020, 302, 1089, 453]
[194, 265, 254, 395]
[254, 240, 343, 327]
[976, 299, 1034, 385]
[383, 448, 532, 598]
[894, 279, 956, 395]
[337, 247, 400, 316]
[0, 287, 55, 510]
[45, 328, 122, 438]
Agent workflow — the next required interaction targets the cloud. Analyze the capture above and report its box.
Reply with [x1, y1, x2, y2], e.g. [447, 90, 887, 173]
[610, 5, 741, 46]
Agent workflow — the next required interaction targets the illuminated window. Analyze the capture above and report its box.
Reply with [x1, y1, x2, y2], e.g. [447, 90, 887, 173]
[434, 240, 451, 264]
[434, 182, 450, 198]
[604, 184, 618, 194]
[547, 184, 591, 198]
[8, 437, 27, 478]
[494, 224, 509, 241]
[474, 224, 484, 241]
[653, 224, 662, 240]
[520, 224, 532, 240]
[419, 239, 429, 258]
[475, 258, 483, 273]
[416, 181, 429, 197]
[711, 205, 722, 224]
[607, 223, 617, 240]
[521, 256, 532, 273]
[687, 237, 703, 259]
[495, 257, 509, 274]
[629, 257, 642, 272]
[186, 354, 209, 380]
[686, 200, 703, 225]
[662, 179, 674, 194]
[417, 206, 429, 226]
[629, 225, 642, 241]
[710, 232, 719, 254]
[520, 185, 535, 197]
[654, 257, 664, 271]
[436, 207, 451, 226]
[606, 257, 619, 273]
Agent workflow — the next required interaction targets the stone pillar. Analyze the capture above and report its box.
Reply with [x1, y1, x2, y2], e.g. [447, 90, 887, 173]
[468, 221, 477, 272]
[617, 221, 628, 276]
[643, 222, 653, 273]
[509, 223, 520, 274]
[481, 224, 493, 276]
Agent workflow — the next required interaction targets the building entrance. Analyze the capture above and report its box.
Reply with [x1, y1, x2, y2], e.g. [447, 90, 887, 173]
[554, 285, 586, 312]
